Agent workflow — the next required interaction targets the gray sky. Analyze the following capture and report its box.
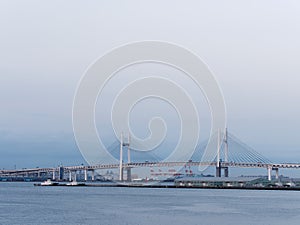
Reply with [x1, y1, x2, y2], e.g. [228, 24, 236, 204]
[0, 0, 300, 169]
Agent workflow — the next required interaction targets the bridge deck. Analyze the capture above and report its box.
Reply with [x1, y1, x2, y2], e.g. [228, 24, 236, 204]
[1, 162, 300, 176]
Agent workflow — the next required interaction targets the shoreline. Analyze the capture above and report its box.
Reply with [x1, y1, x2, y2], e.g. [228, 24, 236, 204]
[32, 182, 300, 191]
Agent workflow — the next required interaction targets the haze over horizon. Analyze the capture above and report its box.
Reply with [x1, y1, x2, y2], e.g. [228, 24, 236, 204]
[1, 1, 300, 169]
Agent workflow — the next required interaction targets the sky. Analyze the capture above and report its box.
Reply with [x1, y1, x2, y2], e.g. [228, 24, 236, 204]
[0, 0, 300, 171]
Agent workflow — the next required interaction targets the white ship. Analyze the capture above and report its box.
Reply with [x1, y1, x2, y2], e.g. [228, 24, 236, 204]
[40, 179, 59, 186]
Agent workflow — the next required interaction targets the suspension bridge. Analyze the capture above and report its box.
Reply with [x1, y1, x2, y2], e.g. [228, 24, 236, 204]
[1, 130, 299, 182]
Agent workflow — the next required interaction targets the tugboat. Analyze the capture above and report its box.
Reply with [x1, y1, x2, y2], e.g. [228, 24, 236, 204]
[35, 179, 59, 186]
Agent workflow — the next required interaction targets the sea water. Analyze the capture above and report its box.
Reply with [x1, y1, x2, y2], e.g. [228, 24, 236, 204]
[0, 182, 299, 225]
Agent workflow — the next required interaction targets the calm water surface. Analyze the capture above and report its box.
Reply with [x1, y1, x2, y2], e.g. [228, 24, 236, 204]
[0, 182, 299, 225]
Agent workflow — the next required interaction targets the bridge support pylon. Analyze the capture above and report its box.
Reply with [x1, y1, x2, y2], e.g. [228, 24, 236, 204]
[52, 170, 56, 180]
[119, 133, 124, 181]
[275, 168, 279, 180]
[267, 167, 279, 181]
[126, 168, 132, 182]
[216, 164, 222, 177]
[224, 167, 229, 177]
[91, 170, 95, 181]
[74, 171, 77, 182]
[84, 169, 88, 181]
[119, 132, 131, 182]
[215, 128, 229, 178]
[119, 168, 124, 181]
[216, 164, 229, 177]
[69, 171, 72, 181]
[267, 166, 272, 181]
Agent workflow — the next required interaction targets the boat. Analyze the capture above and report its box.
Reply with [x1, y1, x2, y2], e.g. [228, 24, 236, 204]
[285, 181, 296, 187]
[39, 179, 59, 186]
[66, 181, 86, 186]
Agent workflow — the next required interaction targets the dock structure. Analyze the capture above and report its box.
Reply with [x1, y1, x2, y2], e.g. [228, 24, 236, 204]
[175, 177, 261, 188]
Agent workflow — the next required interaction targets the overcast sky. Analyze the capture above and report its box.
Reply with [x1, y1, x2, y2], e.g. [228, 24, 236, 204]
[0, 0, 300, 169]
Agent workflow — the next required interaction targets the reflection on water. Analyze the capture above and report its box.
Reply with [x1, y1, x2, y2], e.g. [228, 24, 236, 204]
[0, 182, 300, 225]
